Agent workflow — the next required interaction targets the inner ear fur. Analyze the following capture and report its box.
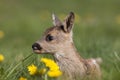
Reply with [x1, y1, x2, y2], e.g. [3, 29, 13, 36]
[63, 12, 75, 33]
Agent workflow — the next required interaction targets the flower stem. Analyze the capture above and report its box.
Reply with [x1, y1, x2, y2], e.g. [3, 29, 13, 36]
[4, 53, 33, 79]
[45, 74, 48, 80]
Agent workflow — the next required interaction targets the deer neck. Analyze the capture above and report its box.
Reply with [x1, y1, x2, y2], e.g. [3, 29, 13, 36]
[53, 43, 86, 78]
[54, 43, 82, 61]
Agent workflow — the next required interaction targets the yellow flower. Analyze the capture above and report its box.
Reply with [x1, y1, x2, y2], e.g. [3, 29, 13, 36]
[41, 58, 62, 77]
[0, 54, 4, 62]
[41, 58, 59, 70]
[47, 70, 62, 77]
[39, 68, 46, 75]
[27, 64, 38, 75]
[0, 30, 4, 39]
[19, 77, 27, 80]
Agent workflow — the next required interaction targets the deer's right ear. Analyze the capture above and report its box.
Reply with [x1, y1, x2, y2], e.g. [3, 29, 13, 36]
[52, 14, 62, 26]
[62, 12, 75, 33]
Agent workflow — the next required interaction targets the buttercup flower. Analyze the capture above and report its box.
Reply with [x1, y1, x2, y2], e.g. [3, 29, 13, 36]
[19, 77, 27, 80]
[41, 58, 59, 70]
[41, 58, 62, 77]
[0, 30, 4, 39]
[0, 54, 4, 62]
[47, 70, 62, 77]
[27, 64, 38, 75]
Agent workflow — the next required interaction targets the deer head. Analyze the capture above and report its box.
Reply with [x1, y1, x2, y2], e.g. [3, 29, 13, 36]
[32, 12, 75, 56]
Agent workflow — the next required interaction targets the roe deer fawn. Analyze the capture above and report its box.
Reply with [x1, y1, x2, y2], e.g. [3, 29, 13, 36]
[32, 12, 102, 80]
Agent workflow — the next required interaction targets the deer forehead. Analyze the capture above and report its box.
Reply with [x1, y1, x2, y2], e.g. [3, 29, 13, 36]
[44, 26, 70, 38]
[44, 26, 58, 35]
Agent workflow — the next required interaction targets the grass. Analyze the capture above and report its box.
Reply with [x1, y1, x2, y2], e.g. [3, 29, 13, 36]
[0, 0, 120, 80]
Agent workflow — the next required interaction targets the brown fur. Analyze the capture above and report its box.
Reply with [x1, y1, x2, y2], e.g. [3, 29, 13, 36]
[32, 12, 101, 80]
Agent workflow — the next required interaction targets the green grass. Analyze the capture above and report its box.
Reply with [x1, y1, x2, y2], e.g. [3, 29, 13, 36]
[0, 0, 120, 80]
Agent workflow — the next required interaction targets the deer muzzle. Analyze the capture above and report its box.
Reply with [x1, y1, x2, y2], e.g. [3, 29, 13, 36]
[32, 43, 42, 54]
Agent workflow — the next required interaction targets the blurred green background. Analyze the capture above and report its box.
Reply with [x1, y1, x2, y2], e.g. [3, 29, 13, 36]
[0, 0, 120, 80]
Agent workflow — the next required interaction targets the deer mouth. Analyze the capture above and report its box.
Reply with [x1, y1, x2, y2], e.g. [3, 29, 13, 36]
[32, 43, 43, 54]
[33, 50, 42, 54]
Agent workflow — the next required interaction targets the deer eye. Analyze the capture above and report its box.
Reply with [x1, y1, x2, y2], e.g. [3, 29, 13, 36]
[46, 34, 54, 41]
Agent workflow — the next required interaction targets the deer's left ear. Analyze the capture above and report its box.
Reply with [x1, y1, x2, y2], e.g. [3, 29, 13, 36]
[63, 12, 75, 33]
[52, 14, 62, 26]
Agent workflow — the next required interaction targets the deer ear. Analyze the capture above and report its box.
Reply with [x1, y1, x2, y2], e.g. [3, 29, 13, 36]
[52, 14, 62, 26]
[63, 12, 75, 33]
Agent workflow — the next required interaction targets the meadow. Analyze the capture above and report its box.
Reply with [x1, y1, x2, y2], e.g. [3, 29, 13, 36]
[0, 0, 120, 80]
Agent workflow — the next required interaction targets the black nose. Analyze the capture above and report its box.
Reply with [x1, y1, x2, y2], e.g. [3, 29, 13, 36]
[32, 43, 42, 50]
